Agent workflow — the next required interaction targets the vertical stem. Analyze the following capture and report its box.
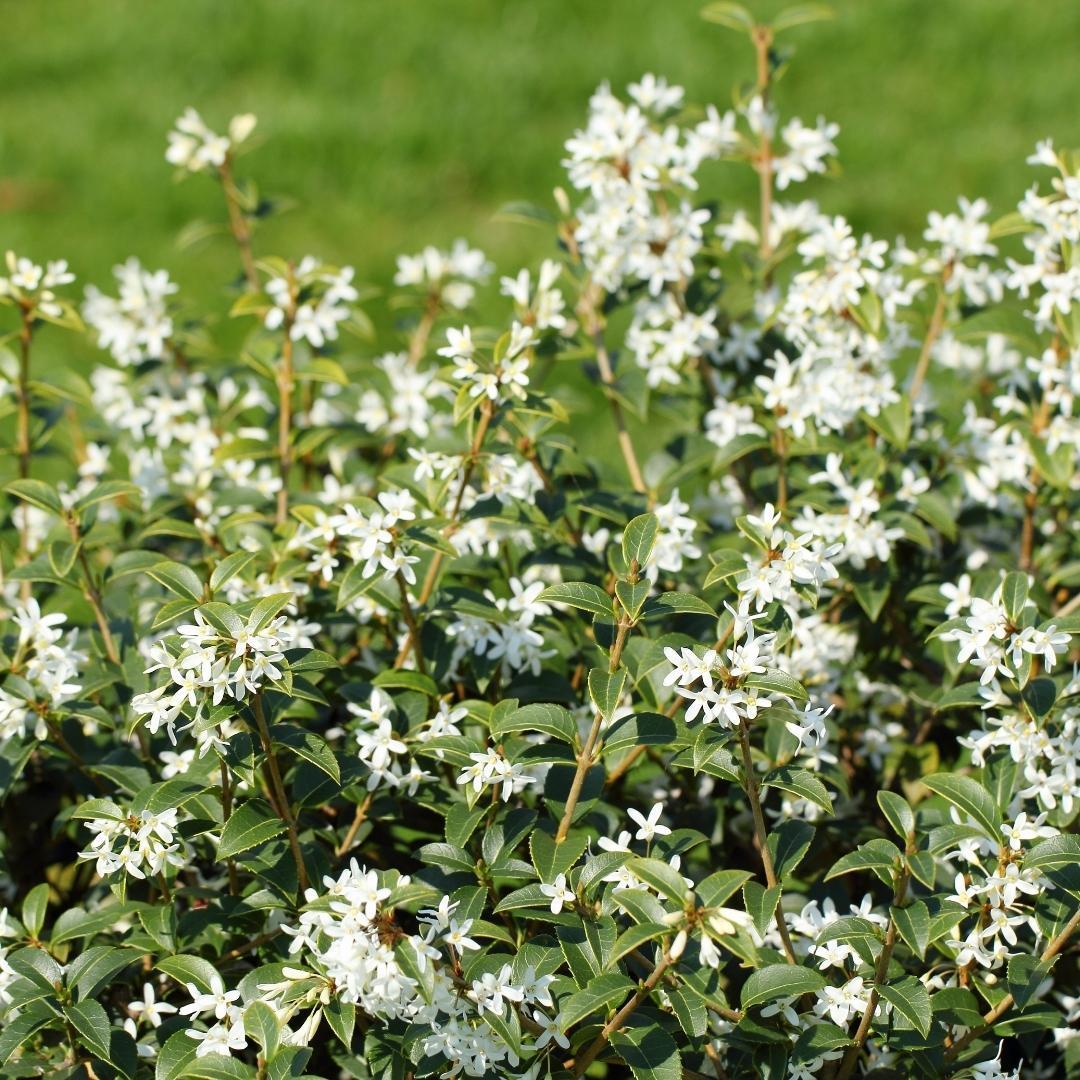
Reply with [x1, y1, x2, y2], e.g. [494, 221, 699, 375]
[335, 793, 373, 858]
[589, 319, 647, 496]
[556, 615, 631, 843]
[66, 517, 120, 665]
[395, 571, 426, 674]
[276, 331, 294, 527]
[252, 693, 309, 893]
[407, 292, 440, 366]
[393, 399, 494, 668]
[219, 156, 259, 291]
[753, 25, 774, 262]
[909, 272, 950, 401]
[737, 722, 797, 963]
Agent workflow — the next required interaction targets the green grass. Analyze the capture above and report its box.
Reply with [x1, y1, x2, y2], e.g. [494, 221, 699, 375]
[2, 0, 1078, 345]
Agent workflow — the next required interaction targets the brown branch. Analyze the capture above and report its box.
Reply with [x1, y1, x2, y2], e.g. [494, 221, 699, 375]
[218, 156, 259, 291]
[737, 722, 797, 963]
[567, 946, 676, 1077]
[945, 907, 1080, 1061]
[252, 693, 309, 894]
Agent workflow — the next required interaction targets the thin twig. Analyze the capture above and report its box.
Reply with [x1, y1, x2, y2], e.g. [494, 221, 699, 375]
[252, 693, 309, 893]
[737, 722, 797, 964]
[567, 946, 676, 1076]
[219, 156, 259, 291]
[945, 908, 1080, 1061]
[556, 614, 631, 842]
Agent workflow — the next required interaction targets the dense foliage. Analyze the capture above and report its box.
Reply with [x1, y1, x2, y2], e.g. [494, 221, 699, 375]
[0, 6, 1078, 1079]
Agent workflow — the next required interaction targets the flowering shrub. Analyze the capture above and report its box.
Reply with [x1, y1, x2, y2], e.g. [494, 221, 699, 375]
[1, 5, 1079, 1079]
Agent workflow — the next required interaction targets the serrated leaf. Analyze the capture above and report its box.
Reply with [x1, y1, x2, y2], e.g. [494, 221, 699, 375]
[491, 702, 577, 745]
[589, 667, 627, 721]
[892, 901, 930, 960]
[877, 976, 932, 1037]
[271, 724, 340, 783]
[217, 801, 287, 859]
[560, 971, 633, 1028]
[65, 998, 113, 1061]
[609, 1022, 682, 1080]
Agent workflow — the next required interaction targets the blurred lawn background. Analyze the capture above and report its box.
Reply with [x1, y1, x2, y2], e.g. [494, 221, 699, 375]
[2, 0, 1079, 359]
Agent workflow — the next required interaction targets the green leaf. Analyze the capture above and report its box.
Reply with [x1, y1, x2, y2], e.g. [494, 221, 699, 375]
[559, 972, 634, 1028]
[218, 800, 287, 859]
[51, 903, 139, 946]
[245, 1000, 281, 1062]
[892, 901, 930, 960]
[741, 964, 826, 1009]
[5, 478, 62, 514]
[0, 1005, 56, 1066]
[603, 712, 677, 756]
[641, 592, 718, 619]
[179, 1054, 256, 1079]
[877, 790, 915, 840]
[248, 592, 294, 633]
[1001, 571, 1029, 622]
[74, 479, 141, 513]
[616, 579, 651, 622]
[491, 702, 577, 745]
[625, 856, 691, 903]
[863, 397, 910, 449]
[771, 3, 836, 32]
[877, 977, 932, 1037]
[531, 830, 588, 884]
[921, 773, 1001, 842]
[697, 869, 753, 908]
[743, 669, 809, 704]
[539, 582, 612, 618]
[1025, 834, 1080, 873]
[762, 766, 833, 814]
[155, 1031, 199, 1080]
[372, 669, 439, 696]
[157, 955, 221, 994]
[324, 997, 355, 1051]
[742, 881, 782, 938]
[704, 549, 748, 589]
[271, 724, 340, 783]
[824, 838, 901, 882]
[209, 551, 258, 593]
[622, 513, 659, 570]
[65, 998, 113, 1060]
[767, 819, 815, 882]
[21, 883, 49, 939]
[700, 2, 754, 32]
[68, 945, 140, 1001]
[1008, 954, 1057, 1009]
[609, 1022, 682, 1080]
[147, 560, 204, 601]
[589, 667, 627, 721]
